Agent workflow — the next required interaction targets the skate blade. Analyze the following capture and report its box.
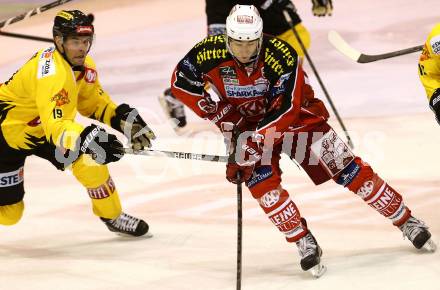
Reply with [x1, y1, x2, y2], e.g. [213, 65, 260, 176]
[310, 264, 327, 278]
[115, 232, 153, 239]
[423, 239, 437, 252]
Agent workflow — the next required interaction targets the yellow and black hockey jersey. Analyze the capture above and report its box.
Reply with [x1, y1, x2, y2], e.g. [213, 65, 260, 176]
[0, 47, 117, 152]
[418, 23, 440, 101]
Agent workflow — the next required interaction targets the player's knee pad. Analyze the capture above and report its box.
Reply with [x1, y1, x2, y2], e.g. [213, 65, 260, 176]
[0, 166, 25, 206]
[335, 157, 410, 225]
[71, 154, 111, 187]
[257, 188, 307, 242]
[0, 200, 24, 225]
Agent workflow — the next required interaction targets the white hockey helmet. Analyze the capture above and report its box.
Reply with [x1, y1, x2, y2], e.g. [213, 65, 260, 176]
[226, 5, 263, 63]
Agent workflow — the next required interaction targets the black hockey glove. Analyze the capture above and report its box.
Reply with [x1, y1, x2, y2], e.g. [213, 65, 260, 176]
[111, 104, 156, 151]
[429, 88, 440, 125]
[78, 124, 124, 164]
[311, 0, 333, 17]
[261, 0, 297, 13]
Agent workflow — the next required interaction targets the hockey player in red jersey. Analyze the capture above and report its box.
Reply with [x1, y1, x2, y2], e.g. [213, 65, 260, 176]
[170, 5, 436, 276]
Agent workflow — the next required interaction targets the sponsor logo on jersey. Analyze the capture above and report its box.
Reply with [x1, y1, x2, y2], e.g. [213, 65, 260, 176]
[0, 167, 24, 188]
[237, 99, 266, 117]
[247, 166, 273, 188]
[182, 58, 198, 76]
[51, 88, 70, 107]
[194, 35, 225, 48]
[225, 83, 268, 98]
[265, 38, 296, 76]
[220, 66, 239, 85]
[220, 66, 237, 77]
[84, 68, 97, 83]
[37, 50, 56, 79]
[197, 98, 217, 113]
[40, 47, 55, 59]
[196, 47, 229, 65]
[430, 35, 440, 54]
[209, 103, 233, 124]
[223, 78, 239, 85]
[274, 72, 291, 88]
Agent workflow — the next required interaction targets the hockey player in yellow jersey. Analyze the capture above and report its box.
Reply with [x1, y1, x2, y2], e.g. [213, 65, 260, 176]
[418, 23, 440, 122]
[0, 10, 156, 237]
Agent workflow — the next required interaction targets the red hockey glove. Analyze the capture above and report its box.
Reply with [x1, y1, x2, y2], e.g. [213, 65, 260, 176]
[225, 132, 262, 184]
[226, 162, 254, 184]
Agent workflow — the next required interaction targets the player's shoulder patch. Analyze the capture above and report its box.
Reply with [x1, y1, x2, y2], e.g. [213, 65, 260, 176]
[429, 34, 440, 55]
[82, 56, 98, 83]
[37, 47, 56, 79]
[263, 36, 298, 78]
[191, 34, 230, 69]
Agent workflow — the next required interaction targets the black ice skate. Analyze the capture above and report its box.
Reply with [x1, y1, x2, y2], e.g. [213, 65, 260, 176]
[101, 212, 150, 237]
[295, 218, 326, 278]
[399, 216, 436, 252]
[158, 88, 187, 128]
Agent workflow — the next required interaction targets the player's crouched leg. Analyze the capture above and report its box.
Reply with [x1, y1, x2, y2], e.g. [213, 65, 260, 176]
[334, 157, 436, 251]
[246, 166, 307, 242]
[0, 201, 24, 225]
[0, 165, 25, 225]
[71, 154, 149, 237]
[247, 166, 325, 274]
[334, 157, 411, 226]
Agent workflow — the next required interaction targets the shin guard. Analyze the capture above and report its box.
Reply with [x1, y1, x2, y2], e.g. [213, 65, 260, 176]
[258, 189, 307, 242]
[338, 158, 411, 226]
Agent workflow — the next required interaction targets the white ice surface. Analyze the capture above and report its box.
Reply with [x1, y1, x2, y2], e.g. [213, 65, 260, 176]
[0, 0, 440, 289]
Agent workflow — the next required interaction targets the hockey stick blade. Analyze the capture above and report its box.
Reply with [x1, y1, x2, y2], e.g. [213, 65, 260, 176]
[122, 147, 228, 163]
[0, 0, 74, 29]
[328, 30, 423, 63]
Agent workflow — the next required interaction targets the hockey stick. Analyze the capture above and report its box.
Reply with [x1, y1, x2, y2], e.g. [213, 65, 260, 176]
[227, 127, 243, 290]
[0, 31, 52, 42]
[0, 0, 74, 29]
[121, 147, 228, 163]
[283, 11, 354, 149]
[328, 30, 423, 63]
[236, 171, 243, 290]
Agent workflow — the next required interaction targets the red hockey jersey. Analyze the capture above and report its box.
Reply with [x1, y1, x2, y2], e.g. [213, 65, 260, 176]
[171, 34, 329, 144]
